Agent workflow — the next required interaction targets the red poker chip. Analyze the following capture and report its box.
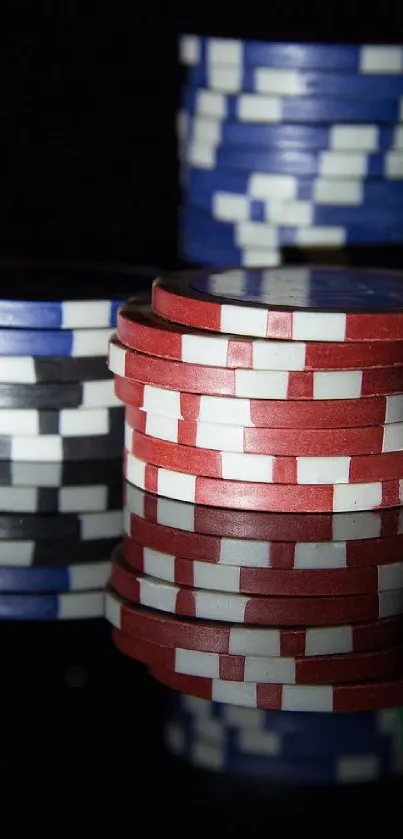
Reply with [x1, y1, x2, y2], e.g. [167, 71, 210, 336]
[152, 267, 403, 343]
[124, 483, 403, 543]
[109, 340, 403, 399]
[149, 665, 403, 712]
[124, 516, 403, 568]
[116, 377, 403, 430]
[125, 452, 403, 513]
[127, 425, 403, 476]
[123, 539, 403, 596]
[117, 301, 403, 371]
[106, 589, 403, 658]
[113, 626, 403, 686]
[110, 550, 403, 627]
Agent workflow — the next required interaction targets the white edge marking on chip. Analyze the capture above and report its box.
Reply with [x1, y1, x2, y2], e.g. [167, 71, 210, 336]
[282, 684, 333, 712]
[305, 626, 353, 657]
[105, 591, 122, 629]
[293, 311, 347, 342]
[58, 591, 104, 619]
[212, 679, 257, 707]
[62, 300, 111, 329]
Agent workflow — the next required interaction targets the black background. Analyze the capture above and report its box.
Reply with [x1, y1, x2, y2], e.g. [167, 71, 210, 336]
[2, 4, 403, 833]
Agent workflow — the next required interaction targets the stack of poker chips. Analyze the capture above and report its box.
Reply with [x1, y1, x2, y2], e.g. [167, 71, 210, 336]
[105, 264, 403, 786]
[0, 261, 154, 622]
[178, 36, 403, 267]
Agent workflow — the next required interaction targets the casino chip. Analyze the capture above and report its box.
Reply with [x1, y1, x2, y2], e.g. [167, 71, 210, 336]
[179, 112, 403, 152]
[106, 590, 403, 657]
[106, 259, 403, 756]
[152, 266, 403, 342]
[113, 626, 403, 685]
[179, 36, 403, 72]
[0, 261, 156, 620]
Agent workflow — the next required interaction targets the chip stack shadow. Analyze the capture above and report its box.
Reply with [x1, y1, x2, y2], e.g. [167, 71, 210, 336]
[177, 36, 403, 266]
[0, 261, 156, 621]
[105, 265, 403, 786]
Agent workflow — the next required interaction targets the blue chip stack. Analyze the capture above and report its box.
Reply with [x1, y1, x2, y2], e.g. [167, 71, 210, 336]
[0, 260, 154, 621]
[166, 693, 403, 786]
[178, 35, 403, 266]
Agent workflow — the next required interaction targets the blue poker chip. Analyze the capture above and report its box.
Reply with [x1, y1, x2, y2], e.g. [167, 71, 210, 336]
[0, 261, 156, 329]
[184, 86, 403, 124]
[0, 327, 114, 358]
[180, 36, 403, 72]
[189, 65, 403, 99]
[166, 724, 400, 784]
[174, 710, 399, 758]
[187, 165, 403, 204]
[173, 694, 400, 739]
[181, 113, 403, 152]
[186, 142, 403, 178]
[183, 209, 403, 246]
[181, 231, 281, 267]
[0, 561, 110, 592]
[0, 590, 104, 619]
[186, 192, 403, 227]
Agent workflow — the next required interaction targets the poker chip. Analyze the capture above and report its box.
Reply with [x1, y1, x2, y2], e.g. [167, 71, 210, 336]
[188, 65, 403, 99]
[181, 237, 281, 267]
[124, 483, 403, 542]
[184, 87, 403, 125]
[173, 693, 402, 740]
[183, 208, 403, 246]
[0, 379, 119, 409]
[110, 553, 403, 626]
[152, 267, 403, 342]
[0, 260, 154, 329]
[151, 665, 403, 712]
[125, 452, 403, 513]
[0, 482, 122, 514]
[186, 143, 403, 179]
[0, 326, 115, 357]
[0, 589, 104, 620]
[179, 233, 300, 268]
[187, 164, 403, 205]
[120, 381, 403, 429]
[0, 459, 122, 487]
[117, 300, 403, 370]
[165, 723, 401, 783]
[0, 429, 123, 462]
[0, 560, 110, 592]
[110, 345, 403, 399]
[123, 540, 403, 596]
[179, 36, 403, 73]
[113, 627, 403, 685]
[0, 355, 116, 384]
[106, 590, 403, 657]
[0, 509, 122, 541]
[0, 537, 119, 566]
[185, 185, 403, 228]
[181, 113, 403, 152]
[124, 513, 403, 569]
[0, 406, 123, 437]
[126, 424, 403, 477]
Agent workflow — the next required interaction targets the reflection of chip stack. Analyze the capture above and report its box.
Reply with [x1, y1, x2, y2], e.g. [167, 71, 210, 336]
[177, 36, 403, 267]
[0, 261, 154, 621]
[107, 265, 403, 786]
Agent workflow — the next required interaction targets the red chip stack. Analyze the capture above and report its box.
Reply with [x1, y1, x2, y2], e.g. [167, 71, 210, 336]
[105, 265, 403, 783]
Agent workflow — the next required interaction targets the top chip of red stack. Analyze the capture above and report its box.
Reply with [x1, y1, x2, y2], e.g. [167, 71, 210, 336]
[151, 265, 403, 342]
